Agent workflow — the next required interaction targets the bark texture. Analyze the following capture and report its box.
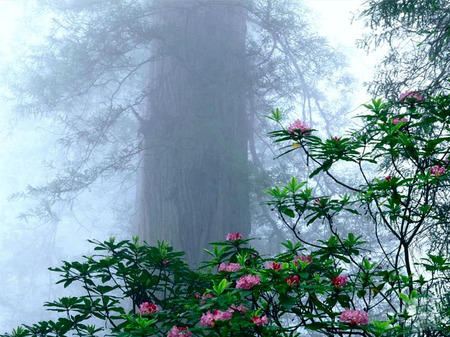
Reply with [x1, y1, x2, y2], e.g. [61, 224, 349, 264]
[136, 0, 250, 265]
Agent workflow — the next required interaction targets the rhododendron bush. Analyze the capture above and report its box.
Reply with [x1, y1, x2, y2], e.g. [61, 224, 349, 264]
[2, 93, 449, 336]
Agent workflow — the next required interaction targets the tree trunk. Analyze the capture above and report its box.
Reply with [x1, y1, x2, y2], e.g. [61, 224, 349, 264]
[135, 0, 250, 266]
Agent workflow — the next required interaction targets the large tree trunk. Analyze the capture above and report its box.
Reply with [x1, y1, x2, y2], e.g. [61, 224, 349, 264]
[135, 0, 250, 265]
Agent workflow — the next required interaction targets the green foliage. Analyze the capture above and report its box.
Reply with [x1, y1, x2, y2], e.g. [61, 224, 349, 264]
[265, 92, 449, 335]
[0, 235, 418, 337]
[3, 94, 449, 336]
[358, 0, 450, 96]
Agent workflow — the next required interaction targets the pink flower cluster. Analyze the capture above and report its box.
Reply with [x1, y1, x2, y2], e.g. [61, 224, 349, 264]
[399, 90, 424, 103]
[294, 254, 312, 266]
[339, 309, 369, 326]
[285, 275, 300, 287]
[264, 261, 283, 271]
[218, 262, 242, 272]
[167, 326, 193, 337]
[287, 119, 312, 136]
[138, 302, 159, 315]
[226, 232, 243, 242]
[385, 175, 393, 181]
[231, 303, 248, 315]
[332, 274, 348, 288]
[392, 117, 408, 125]
[236, 274, 261, 289]
[200, 308, 234, 327]
[430, 165, 446, 177]
[251, 314, 269, 326]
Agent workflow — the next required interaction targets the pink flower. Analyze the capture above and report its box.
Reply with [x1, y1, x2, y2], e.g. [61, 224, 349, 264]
[200, 308, 234, 327]
[264, 261, 283, 271]
[236, 274, 261, 290]
[226, 232, 243, 242]
[231, 304, 248, 314]
[200, 311, 215, 327]
[167, 326, 193, 337]
[385, 175, 393, 181]
[294, 255, 312, 266]
[333, 136, 341, 141]
[287, 119, 312, 136]
[213, 308, 234, 321]
[285, 275, 300, 287]
[138, 302, 159, 315]
[314, 198, 326, 207]
[392, 117, 408, 125]
[332, 274, 348, 288]
[219, 262, 242, 272]
[251, 315, 269, 326]
[430, 165, 446, 177]
[339, 309, 369, 326]
[399, 91, 424, 103]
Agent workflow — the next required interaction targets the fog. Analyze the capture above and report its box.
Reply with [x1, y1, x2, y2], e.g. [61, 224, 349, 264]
[0, 0, 414, 333]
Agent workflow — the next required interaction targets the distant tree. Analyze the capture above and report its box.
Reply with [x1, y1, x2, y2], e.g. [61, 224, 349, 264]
[357, 0, 450, 97]
[10, 0, 353, 265]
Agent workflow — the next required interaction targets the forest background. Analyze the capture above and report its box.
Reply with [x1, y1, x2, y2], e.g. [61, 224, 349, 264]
[0, 0, 446, 334]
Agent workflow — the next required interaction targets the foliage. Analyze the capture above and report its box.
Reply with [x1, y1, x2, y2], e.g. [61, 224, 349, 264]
[1, 234, 448, 336]
[266, 92, 449, 334]
[357, 0, 450, 96]
[2, 94, 449, 336]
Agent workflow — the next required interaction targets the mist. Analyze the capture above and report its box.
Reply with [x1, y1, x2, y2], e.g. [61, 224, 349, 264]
[0, 0, 447, 335]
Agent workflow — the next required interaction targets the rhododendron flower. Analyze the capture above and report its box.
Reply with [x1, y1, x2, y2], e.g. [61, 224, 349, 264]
[167, 326, 193, 337]
[285, 275, 300, 287]
[138, 302, 159, 315]
[392, 117, 408, 125]
[314, 198, 326, 207]
[399, 90, 424, 103]
[332, 274, 348, 288]
[231, 304, 248, 314]
[430, 165, 446, 177]
[236, 274, 261, 289]
[200, 311, 215, 327]
[294, 254, 312, 266]
[213, 308, 234, 321]
[200, 308, 234, 326]
[226, 232, 243, 242]
[385, 175, 393, 181]
[287, 119, 311, 136]
[218, 262, 242, 272]
[251, 314, 269, 326]
[264, 261, 283, 271]
[340, 309, 369, 326]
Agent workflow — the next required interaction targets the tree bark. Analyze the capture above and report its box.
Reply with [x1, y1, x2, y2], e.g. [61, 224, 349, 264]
[135, 0, 250, 266]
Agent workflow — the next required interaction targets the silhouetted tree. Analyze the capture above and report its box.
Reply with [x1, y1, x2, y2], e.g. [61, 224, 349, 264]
[11, 0, 353, 264]
[358, 0, 450, 97]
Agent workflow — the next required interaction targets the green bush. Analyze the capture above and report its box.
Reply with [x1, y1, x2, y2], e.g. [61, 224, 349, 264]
[3, 92, 449, 336]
